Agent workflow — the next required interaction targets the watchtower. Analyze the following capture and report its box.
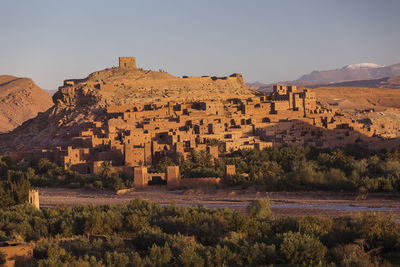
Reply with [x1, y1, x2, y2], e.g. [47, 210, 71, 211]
[119, 57, 136, 69]
[29, 189, 40, 209]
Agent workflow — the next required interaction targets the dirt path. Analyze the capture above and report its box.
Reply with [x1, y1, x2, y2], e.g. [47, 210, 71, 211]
[38, 187, 400, 218]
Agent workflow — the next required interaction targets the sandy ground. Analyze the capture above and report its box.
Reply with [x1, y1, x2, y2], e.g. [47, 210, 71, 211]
[39, 187, 400, 218]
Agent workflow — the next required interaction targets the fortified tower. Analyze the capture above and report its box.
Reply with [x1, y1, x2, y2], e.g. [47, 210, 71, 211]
[119, 57, 136, 69]
[28, 189, 40, 209]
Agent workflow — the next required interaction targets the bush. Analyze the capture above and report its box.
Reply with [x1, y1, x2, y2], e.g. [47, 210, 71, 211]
[247, 199, 272, 220]
[280, 231, 327, 265]
[333, 243, 382, 267]
[298, 216, 333, 238]
[0, 251, 7, 265]
[355, 213, 400, 251]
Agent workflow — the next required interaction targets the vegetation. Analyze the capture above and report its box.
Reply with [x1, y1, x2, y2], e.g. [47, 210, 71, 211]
[0, 156, 31, 208]
[221, 144, 400, 193]
[247, 199, 273, 220]
[151, 144, 400, 193]
[1, 144, 400, 199]
[0, 156, 132, 200]
[0, 198, 398, 266]
[0, 251, 6, 265]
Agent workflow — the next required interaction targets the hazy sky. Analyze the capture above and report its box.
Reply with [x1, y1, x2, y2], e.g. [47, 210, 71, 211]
[1, 0, 399, 90]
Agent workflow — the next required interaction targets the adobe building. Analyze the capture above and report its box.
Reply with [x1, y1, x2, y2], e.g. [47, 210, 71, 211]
[11, 57, 398, 181]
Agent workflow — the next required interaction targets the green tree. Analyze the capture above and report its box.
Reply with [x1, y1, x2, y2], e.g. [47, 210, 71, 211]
[177, 246, 204, 267]
[99, 161, 112, 178]
[280, 231, 327, 265]
[247, 199, 272, 220]
[147, 244, 172, 267]
[0, 251, 7, 265]
[154, 156, 175, 173]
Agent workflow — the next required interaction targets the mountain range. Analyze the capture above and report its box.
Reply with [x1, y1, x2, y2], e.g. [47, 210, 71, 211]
[248, 62, 400, 91]
[297, 63, 400, 84]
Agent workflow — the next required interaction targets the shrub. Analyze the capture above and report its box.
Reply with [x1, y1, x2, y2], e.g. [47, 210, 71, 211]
[247, 199, 272, 220]
[176, 245, 205, 267]
[355, 213, 400, 251]
[0, 251, 7, 265]
[299, 216, 333, 238]
[280, 231, 327, 265]
[333, 243, 382, 267]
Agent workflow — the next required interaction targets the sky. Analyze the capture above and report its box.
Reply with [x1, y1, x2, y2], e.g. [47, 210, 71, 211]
[1, 0, 399, 90]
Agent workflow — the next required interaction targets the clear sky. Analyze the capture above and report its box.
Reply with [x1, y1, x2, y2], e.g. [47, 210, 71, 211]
[1, 0, 399, 90]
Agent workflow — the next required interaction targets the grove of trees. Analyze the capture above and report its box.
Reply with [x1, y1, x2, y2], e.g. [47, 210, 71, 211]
[0, 199, 398, 266]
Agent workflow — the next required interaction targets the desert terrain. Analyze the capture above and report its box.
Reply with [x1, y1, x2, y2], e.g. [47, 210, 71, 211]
[0, 75, 53, 133]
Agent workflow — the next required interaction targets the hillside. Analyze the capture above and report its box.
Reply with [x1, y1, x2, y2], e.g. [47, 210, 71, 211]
[0, 75, 53, 133]
[314, 86, 400, 139]
[313, 86, 400, 110]
[0, 60, 257, 152]
[53, 66, 255, 108]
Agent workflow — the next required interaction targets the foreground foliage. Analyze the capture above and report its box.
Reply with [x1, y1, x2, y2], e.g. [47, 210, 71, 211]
[0, 199, 398, 266]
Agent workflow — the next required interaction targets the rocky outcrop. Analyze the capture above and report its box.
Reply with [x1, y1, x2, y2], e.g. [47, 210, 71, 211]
[0, 75, 53, 133]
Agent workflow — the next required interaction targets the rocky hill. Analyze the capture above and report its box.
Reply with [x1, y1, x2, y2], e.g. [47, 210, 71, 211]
[0, 75, 53, 133]
[53, 67, 255, 108]
[0, 61, 257, 152]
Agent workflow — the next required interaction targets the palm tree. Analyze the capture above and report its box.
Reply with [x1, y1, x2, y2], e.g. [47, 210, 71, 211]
[100, 161, 112, 178]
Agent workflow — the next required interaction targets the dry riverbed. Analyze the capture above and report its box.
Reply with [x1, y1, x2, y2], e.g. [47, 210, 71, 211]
[39, 187, 400, 218]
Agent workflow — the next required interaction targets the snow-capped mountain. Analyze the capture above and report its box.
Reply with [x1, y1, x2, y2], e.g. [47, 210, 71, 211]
[295, 63, 400, 84]
[342, 63, 383, 70]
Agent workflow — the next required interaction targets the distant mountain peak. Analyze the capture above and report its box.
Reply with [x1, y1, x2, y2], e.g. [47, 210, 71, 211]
[293, 62, 400, 84]
[342, 63, 383, 70]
